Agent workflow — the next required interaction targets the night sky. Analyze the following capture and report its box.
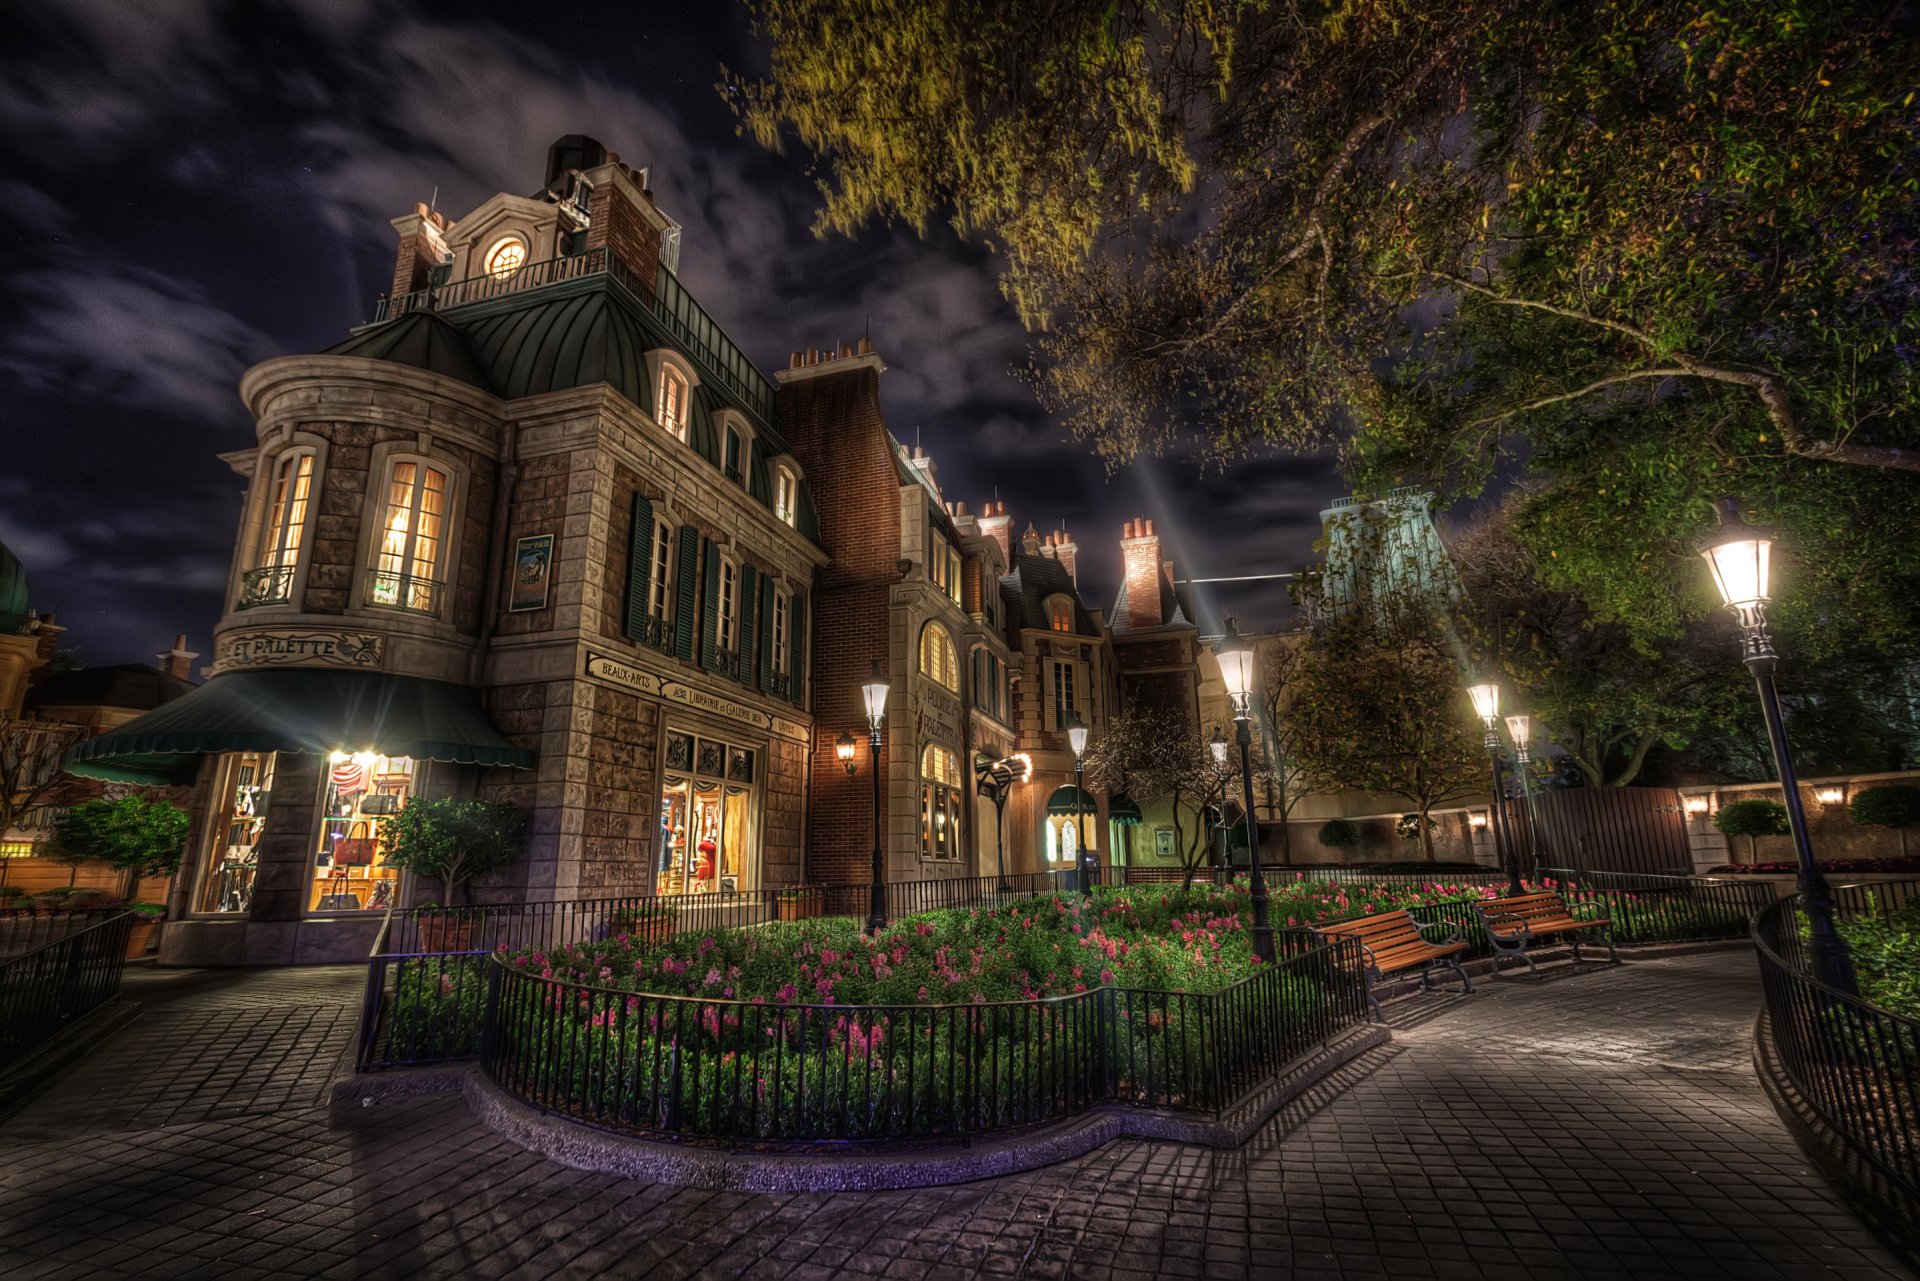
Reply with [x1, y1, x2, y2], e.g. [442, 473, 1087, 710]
[0, 0, 1341, 672]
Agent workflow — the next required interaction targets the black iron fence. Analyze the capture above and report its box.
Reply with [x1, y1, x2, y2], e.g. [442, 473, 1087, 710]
[0, 907, 131, 961]
[0, 912, 135, 1067]
[477, 928, 1370, 1145]
[1752, 892, 1920, 1207]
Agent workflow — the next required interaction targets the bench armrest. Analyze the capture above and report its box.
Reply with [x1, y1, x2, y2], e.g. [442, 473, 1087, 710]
[1414, 917, 1462, 946]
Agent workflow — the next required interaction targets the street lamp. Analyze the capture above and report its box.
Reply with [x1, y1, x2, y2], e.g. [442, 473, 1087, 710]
[835, 731, 857, 776]
[861, 660, 890, 935]
[1066, 712, 1092, 897]
[1699, 499, 1856, 993]
[1504, 712, 1550, 872]
[1214, 619, 1273, 963]
[1466, 680, 1523, 896]
[976, 752, 1030, 892]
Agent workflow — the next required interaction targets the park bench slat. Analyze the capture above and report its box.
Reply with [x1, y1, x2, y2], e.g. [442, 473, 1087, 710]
[1310, 908, 1472, 1022]
[1475, 890, 1620, 976]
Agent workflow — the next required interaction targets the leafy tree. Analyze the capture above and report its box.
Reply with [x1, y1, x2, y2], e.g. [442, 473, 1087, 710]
[1714, 798, 1791, 864]
[1288, 591, 1485, 862]
[1850, 785, 1920, 859]
[736, 1, 1920, 651]
[1450, 497, 1747, 786]
[46, 794, 189, 894]
[378, 797, 529, 907]
[1249, 635, 1318, 866]
[1317, 818, 1360, 850]
[1082, 703, 1229, 888]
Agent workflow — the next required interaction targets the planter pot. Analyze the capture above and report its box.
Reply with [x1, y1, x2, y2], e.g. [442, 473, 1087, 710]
[418, 916, 478, 953]
[775, 897, 819, 922]
[611, 917, 673, 944]
[124, 919, 160, 959]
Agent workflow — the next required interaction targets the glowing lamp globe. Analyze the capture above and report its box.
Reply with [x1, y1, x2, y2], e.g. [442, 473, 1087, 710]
[1066, 712, 1089, 757]
[1505, 714, 1532, 752]
[861, 661, 890, 729]
[1467, 682, 1500, 725]
[1699, 499, 1772, 612]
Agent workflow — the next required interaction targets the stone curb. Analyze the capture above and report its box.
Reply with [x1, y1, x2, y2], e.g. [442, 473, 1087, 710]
[1751, 1008, 1920, 1270]
[457, 1021, 1389, 1191]
[328, 1062, 473, 1114]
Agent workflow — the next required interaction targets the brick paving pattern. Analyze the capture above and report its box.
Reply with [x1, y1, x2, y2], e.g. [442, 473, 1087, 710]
[0, 951, 1910, 1280]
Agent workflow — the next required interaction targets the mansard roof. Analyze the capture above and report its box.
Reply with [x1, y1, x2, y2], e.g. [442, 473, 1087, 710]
[1001, 551, 1099, 637]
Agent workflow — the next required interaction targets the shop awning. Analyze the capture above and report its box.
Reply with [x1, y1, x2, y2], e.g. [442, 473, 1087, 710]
[1107, 793, 1143, 826]
[1046, 785, 1097, 817]
[65, 669, 536, 785]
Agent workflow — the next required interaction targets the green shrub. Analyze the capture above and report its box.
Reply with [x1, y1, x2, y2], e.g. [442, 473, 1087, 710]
[1715, 799, 1790, 863]
[379, 797, 529, 906]
[1848, 785, 1920, 858]
[1317, 819, 1360, 849]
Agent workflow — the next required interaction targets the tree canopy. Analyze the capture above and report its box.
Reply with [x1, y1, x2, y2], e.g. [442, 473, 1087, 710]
[734, 0, 1920, 648]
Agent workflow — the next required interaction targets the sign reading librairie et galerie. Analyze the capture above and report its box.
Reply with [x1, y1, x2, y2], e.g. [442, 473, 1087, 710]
[582, 652, 808, 742]
[214, 630, 385, 672]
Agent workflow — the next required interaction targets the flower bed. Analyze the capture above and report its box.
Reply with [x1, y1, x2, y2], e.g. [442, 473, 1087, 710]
[1711, 855, 1920, 876]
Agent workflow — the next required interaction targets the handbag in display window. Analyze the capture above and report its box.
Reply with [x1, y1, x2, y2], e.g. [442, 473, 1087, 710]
[332, 838, 378, 866]
[316, 892, 363, 911]
[359, 793, 401, 816]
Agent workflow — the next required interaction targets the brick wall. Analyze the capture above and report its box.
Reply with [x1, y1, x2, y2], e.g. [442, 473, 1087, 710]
[1120, 519, 1163, 628]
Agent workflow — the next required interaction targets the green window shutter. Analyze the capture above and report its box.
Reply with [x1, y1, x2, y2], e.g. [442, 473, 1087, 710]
[673, 525, 698, 661]
[757, 577, 775, 694]
[699, 537, 720, 671]
[788, 591, 807, 706]
[737, 564, 758, 686]
[624, 494, 652, 641]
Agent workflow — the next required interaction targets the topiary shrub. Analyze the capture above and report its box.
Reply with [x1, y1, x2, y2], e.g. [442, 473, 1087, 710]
[1317, 819, 1360, 849]
[1849, 784, 1920, 858]
[379, 797, 529, 907]
[1715, 798, 1791, 864]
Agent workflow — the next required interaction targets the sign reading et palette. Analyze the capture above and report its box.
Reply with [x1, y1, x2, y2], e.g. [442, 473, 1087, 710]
[214, 630, 385, 673]
[582, 652, 808, 742]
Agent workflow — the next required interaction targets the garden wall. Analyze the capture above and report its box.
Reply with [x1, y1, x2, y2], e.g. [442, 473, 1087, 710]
[1680, 771, 1920, 870]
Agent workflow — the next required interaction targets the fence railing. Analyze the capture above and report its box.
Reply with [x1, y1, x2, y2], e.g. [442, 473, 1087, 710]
[0, 912, 135, 1067]
[1752, 893, 1920, 1207]
[477, 929, 1370, 1145]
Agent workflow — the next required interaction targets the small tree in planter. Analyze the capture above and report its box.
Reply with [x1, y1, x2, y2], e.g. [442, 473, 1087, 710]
[1849, 785, 1920, 859]
[1317, 819, 1360, 853]
[1715, 798, 1791, 865]
[378, 797, 529, 952]
[47, 794, 189, 901]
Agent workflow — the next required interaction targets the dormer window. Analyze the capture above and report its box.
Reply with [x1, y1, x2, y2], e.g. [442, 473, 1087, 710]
[1048, 595, 1073, 632]
[658, 366, 688, 440]
[483, 236, 527, 280]
[723, 424, 747, 483]
[773, 465, 798, 527]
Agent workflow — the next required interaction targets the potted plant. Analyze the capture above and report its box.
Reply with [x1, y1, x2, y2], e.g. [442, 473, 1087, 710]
[1715, 798, 1791, 865]
[378, 797, 529, 952]
[608, 901, 676, 944]
[46, 794, 190, 900]
[121, 901, 167, 959]
[772, 886, 821, 922]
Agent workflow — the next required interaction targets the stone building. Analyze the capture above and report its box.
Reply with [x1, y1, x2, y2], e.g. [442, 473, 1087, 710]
[72, 136, 826, 963]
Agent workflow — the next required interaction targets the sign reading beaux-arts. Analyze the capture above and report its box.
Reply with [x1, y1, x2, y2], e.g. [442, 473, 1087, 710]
[213, 630, 385, 673]
[582, 651, 808, 742]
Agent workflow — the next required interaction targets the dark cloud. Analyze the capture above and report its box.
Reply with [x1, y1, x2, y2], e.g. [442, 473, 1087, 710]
[1, 0, 1337, 667]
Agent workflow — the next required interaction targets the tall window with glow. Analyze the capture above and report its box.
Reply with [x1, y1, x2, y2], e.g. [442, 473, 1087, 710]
[658, 366, 688, 440]
[370, 460, 449, 614]
[919, 622, 959, 692]
[920, 743, 963, 861]
[246, 453, 313, 605]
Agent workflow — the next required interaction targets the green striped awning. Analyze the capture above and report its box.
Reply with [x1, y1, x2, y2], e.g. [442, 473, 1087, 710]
[1107, 794, 1143, 826]
[1046, 785, 1097, 816]
[65, 669, 535, 785]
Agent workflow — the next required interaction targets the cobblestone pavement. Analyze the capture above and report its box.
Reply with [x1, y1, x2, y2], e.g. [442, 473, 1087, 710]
[0, 951, 1909, 1281]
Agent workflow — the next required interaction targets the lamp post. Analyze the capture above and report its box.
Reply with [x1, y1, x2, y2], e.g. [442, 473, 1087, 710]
[1699, 499, 1856, 993]
[1504, 712, 1548, 872]
[976, 752, 1030, 893]
[1066, 712, 1092, 897]
[861, 661, 891, 935]
[1208, 727, 1230, 876]
[1214, 621, 1273, 963]
[1467, 681, 1523, 896]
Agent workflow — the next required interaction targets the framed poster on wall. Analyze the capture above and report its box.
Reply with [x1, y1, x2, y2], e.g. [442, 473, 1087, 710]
[509, 534, 555, 611]
[1154, 826, 1176, 858]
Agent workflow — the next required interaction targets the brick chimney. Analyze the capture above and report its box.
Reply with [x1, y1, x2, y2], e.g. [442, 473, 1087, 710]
[1046, 528, 1078, 584]
[978, 500, 1012, 564]
[156, 633, 199, 682]
[1121, 518, 1164, 628]
[387, 202, 453, 300]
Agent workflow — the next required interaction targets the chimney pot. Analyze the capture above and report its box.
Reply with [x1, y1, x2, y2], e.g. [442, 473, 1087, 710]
[857, 336, 873, 354]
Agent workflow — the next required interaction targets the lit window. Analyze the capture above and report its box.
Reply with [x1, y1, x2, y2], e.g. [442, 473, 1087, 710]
[369, 460, 449, 614]
[311, 753, 413, 913]
[773, 467, 798, 526]
[1048, 595, 1073, 632]
[648, 519, 673, 620]
[919, 623, 958, 692]
[258, 454, 314, 571]
[920, 743, 963, 861]
[659, 367, 688, 440]
[194, 751, 276, 914]
[483, 236, 527, 279]
[718, 557, 738, 651]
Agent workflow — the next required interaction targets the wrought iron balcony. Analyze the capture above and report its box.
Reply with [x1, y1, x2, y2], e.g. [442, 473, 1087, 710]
[631, 612, 675, 653]
[770, 671, 792, 700]
[237, 565, 295, 608]
[365, 569, 444, 617]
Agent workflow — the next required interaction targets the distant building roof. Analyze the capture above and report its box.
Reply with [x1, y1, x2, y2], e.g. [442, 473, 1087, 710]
[0, 537, 27, 635]
[25, 664, 194, 714]
[1002, 552, 1099, 636]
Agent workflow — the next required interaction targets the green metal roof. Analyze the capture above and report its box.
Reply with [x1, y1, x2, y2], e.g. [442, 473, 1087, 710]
[0, 537, 28, 635]
[65, 669, 535, 785]
[327, 311, 497, 393]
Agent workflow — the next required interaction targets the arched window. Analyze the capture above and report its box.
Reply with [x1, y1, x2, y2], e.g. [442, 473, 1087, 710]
[773, 464, 799, 526]
[1047, 594, 1074, 632]
[918, 622, 959, 692]
[658, 365, 689, 440]
[920, 743, 962, 861]
[241, 452, 315, 607]
[483, 235, 527, 279]
[368, 459, 451, 615]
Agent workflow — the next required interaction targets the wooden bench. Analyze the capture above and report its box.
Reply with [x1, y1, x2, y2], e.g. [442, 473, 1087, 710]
[1474, 891, 1619, 976]
[1312, 909, 1472, 1022]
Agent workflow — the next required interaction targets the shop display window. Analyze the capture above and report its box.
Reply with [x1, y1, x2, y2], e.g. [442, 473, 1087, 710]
[657, 730, 757, 895]
[194, 751, 276, 914]
[308, 752, 415, 913]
